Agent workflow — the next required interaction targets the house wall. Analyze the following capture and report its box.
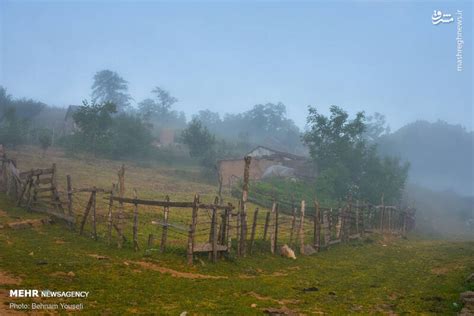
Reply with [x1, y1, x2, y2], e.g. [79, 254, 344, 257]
[218, 158, 277, 187]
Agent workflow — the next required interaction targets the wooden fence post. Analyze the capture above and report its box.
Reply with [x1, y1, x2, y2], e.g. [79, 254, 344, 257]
[263, 211, 270, 241]
[269, 202, 276, 254]
[133, 189, 139, 252]
[240, 156, 251, 257]
[323, 209, 331, 248]
[379, 194, 384, 233]
[117, 165, 126, 248]
[92, 188, 97, 240]
[289, 204, 297, 245]
[249, 208, 259, 254]
[189, 194, 199, 265]
[66, 175, 73, 217]
[107, 184, 115, 245]
[313, 200, 321, 251]
[299, 200, 305, 255]
[79, 191, 94, 235]
[226, 207, 232, 254]
[274, 204, 279, 254]
[211, 207, 218, 263]
[187, 224, 193, 265]
[160, 195, 170, 253]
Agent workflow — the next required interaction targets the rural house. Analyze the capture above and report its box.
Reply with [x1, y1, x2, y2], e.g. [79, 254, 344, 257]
[218, 146, 312, 187]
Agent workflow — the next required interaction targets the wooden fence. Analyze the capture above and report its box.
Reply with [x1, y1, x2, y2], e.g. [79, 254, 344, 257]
[0, 146, 416, 265]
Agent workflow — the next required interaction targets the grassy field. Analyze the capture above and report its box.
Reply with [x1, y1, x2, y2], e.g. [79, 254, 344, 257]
[0, 146, 473, 315]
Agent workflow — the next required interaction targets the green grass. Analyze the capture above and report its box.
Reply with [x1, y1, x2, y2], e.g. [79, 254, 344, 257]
[0, 146, 473, 315]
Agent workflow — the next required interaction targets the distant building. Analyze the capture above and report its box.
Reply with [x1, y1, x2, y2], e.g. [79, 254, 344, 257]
[218, 146, 313, 187]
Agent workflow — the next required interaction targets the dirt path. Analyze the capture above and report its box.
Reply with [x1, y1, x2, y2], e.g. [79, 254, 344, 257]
[126, 261, 228, 279]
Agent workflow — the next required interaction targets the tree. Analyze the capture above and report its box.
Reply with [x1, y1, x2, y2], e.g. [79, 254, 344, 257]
[138, 87, 177, 119]
[38, 129, 52, 157]
[72, 100, 117, 155]
[180, 118, 219, 174]
[181, 119, 216, 158]
[91, 70, 131, 111]
[364, 112, 390, 143]
[303, 105, 408, 204]
[0, 107, 27, 147]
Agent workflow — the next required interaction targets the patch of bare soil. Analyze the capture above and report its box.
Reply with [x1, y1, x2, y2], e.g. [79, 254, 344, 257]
[248, 291, 300, 305]
[431, 263, 465, 276]
[0, 270, 22, 315]
[127, 261, 228, 279]
[0, 270, 21, 285]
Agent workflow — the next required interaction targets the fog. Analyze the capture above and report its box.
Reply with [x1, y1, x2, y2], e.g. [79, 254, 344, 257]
[0, 1, 472, 237]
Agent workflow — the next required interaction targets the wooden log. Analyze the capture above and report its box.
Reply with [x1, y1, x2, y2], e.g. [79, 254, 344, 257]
[92, 189, 97, 240]
[19, 168, 54, 178]
[263, 211, 270, 241]
[160, 195, 170, 253]
[249, 208, 259, 254]
[193, 243, 227, 252]
[133, 189, 139, 252]
[109, 196, 234, 210]
[79, 191, 94, 235]
[298, 200, 305, 255]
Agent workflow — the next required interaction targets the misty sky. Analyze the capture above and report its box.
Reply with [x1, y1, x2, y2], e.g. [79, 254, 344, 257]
[0, 0, 472, 131]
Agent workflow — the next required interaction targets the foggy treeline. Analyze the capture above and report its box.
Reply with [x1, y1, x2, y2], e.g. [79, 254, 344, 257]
[1, 69, 472, 236]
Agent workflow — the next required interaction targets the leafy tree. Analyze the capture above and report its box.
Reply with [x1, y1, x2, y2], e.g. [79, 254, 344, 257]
[181, 118, 216, 158]
[138, 87, 185, 128]
[303, 105, 409, 204]
[180, 118, 221, 176]
[38, 129, 52, 157]
[364, 112, 390, 143]
[72, 100, 117, 155]
[0, 107, 27, 147]
[91, 70, 131, 111]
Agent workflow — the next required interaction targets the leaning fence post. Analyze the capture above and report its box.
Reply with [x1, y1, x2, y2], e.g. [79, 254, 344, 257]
[323, 209, 331, 248]
[249, 208, 259, 254]
[298, 200, 305, 255]
[263, 211, 270, 241]
[79, 191, 94, 235]
[133, 188, 139, 252]
[160, 195, 170, 253]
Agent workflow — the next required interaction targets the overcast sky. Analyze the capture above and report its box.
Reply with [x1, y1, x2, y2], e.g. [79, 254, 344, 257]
[0, 0, 472, 131]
